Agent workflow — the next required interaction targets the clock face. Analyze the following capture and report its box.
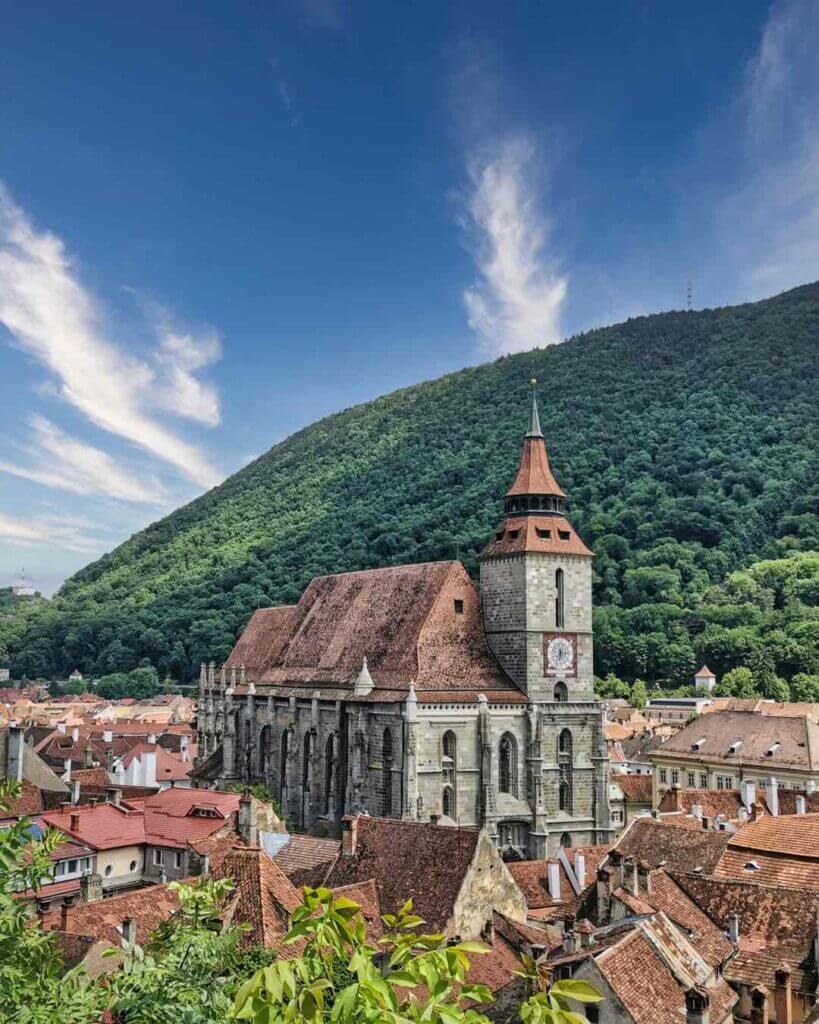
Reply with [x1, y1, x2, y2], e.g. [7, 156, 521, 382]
[547, 637, 574, 672]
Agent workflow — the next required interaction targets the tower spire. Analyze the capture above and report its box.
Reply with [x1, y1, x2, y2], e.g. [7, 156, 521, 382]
[527, 377, 543, 438]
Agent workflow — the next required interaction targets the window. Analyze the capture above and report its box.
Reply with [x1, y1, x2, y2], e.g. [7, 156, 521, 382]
[716, 775, 733, 790]
[495, 530, 505, 541]
[442, 786, 455, 818]
[699, 772, 708, 788]
[153, 849, 163, 867]
[258, 724, 271, 775]
[559, 729, 573, 814]
[611, 809, 623, 824]
[499, 734, 518, 797]
[129, 860, 137, 872]
[280, 729, 290, 799]
[555, 569, 565, 629]
[670, 769, 679, 786]
[324, 733, 335, 815]
[105, 864, 113, 876]
[536, 527, 551, 539]
[558, 530, 571, 541]
[453, 599, 464, 615]
[687, 772, 695, 788]
[553, 681, 568, 703]
[659, 768, 667, 784]
[174, 851, 183, 870]
[508, 529, 520, 539]
[382, 728, 394, 816]
[560, 831, 572, 848]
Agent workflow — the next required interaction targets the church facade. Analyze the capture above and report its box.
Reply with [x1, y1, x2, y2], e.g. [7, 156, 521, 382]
[196, 394, 613, 858]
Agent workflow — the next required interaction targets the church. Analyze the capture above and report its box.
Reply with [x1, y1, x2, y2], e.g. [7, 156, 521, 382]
[196, 391, 613, 858]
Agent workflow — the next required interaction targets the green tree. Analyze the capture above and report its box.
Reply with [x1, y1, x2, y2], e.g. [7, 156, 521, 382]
[630, 679, 648, 709]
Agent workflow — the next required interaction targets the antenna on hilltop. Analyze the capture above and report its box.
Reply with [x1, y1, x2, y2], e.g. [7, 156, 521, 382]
[686, 271, 693, 312]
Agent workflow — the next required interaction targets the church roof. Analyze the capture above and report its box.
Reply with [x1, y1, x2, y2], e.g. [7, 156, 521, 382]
[224, 561, 517, 695]
[481, 514, 592, 558]
[505, 392, 565, 499]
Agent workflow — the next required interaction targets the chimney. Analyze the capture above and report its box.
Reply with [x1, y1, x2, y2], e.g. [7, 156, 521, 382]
[691, 803, 703, 820]
[70, 778, 80, 805]
[575, 852, 586, 889]
[70, 811, 80, 833]
[341, 815, 358, 857]
[80, 872, 103, 903]
[685, 987, 710, 1024]
[103, 729, 112, 743]
[741, 779, 757, 813]
[547, 862, 561, 901]
[238, 793, 258, 846]
[701, 814, 711, 831]
[56, 723, 66, 734]
[637, 861, 652, 895]
[796, 795, 806, 815]
[63, 758, 71, 781]
[726, 913, 740, 944]
[596, 866, 612, 922]
[807, 779, 816, 796]
[106, 787, 123, 806]
[148, 733, 156, 745]
[122, 918, 137, 944]
[561, 918, 578, 954]
[752, 800, 764, 822]
[6, 725, 25, 782]
[750, 987, 769, 1024]
[766, 777, 779, 817]
[774, 965, 793, 1024]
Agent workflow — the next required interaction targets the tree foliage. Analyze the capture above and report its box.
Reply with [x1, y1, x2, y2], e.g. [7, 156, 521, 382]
[2, 284, 818, 687]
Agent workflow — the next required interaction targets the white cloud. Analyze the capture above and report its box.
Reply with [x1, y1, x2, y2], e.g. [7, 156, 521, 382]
[0, 185, 222, 488]
[718, 0, 819, 295]
[462, 136, 567, 356]
[0, 415, 166, 504]
[0, 509, 114, 555]
[0, 513, 49, 544]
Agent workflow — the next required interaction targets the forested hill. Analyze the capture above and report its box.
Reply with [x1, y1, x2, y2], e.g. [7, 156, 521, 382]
[4, 283, 818, 693]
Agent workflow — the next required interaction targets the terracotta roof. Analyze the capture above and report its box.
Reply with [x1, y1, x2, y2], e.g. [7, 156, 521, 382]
[42, 803, 146, 850]
[508, 847, 609, 914]
[674, 872, 819, 994]
[330, 879, 383, 939]
[70, 767, 112, 791]
[216, 846, 304, 953]
[42, 883, 180, 947]
[713, 848, 819, 889]
[594, 922, 736, 1024]
[325, 816, 480, 932]
[141, 787, 241, 849]
[622, 870, 733, 967]
[480, 515, 592, 559]
[505, 434, 565, 499]
[605, 722, 634, 742]
[728, 812, 819, 858]
[658, 788, 746, 819]
[225, 562, 515, 694]
[615, 818, 729, 873]
[120, 742, 192, 782]
[615, 775, 653, 804]
[1, 779, 45, 818]
[695, 666, 715, 678]
[271, 834, 340, 887]
[51, 930, 96, 970]
[653, 710, 819, 770]
[187, 823, 250, 872]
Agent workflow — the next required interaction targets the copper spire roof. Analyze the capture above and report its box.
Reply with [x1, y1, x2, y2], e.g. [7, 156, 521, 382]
[505, 391, 566, 500]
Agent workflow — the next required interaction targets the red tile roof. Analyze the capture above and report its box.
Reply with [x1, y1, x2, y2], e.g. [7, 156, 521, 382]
[141, 787, 241, 849]
[330, 879, 383, 939]
[615, 818, 729, 873]
[271, 834, 340, 887]
[42, 803, 146, 850]
[615, 775, 653, 804]
[42, 883, 180, 947]
[505, 435, 565, 499]
[326, 816, 481, 932]
[727, 811, 819, 858]
[215, 846, 304, 953]
[713, 848, 819, 889]
[481, 515, 592, 559]
[224, 562, 516, 695]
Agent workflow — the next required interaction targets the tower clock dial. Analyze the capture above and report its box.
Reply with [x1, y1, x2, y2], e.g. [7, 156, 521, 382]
[547, 637, 574, 672]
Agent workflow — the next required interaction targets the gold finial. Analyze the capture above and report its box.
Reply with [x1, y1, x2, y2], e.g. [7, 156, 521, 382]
[530, 376, 537, 387]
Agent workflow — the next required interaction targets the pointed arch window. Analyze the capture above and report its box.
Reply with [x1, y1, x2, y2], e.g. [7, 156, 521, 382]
[280, 729, 290, 799]
[303, 731, 313, 790]
[499, 733, 518, 797]
[442, 785, 455, 819]
[555, 569, 565, 629]
[324, 733, 335, 815]
[258, 725, 271, 775]
[554, 681, 568, 703]
[442, 731, 456, 785]
[560, 831, 573, 848]
[382, 728, 394, 816]
[558, 728, 573, 814]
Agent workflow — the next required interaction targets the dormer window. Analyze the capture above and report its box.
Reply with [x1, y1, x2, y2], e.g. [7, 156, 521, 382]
[508, 529, 520, 539]
[766, 742, 781, 757]
[728, 740, 743, 754]
[536, 528, 552, 539]
[495, 530, 505, 541]
[691, 738, 706, 751]
[558, 530, 571, 541]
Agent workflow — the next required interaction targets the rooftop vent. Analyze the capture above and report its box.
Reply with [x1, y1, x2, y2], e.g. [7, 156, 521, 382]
[728, 740, 743, 754]
[691, 738, 706, 751]
[743, 860, 760, 872]
[765, 743, 781, 757]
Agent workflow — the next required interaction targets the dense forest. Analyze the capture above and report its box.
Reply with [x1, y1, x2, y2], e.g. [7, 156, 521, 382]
[2, 283, 817, 693]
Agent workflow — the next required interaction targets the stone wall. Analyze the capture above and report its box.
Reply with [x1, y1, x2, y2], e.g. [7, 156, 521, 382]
[450, 830, 527, 938]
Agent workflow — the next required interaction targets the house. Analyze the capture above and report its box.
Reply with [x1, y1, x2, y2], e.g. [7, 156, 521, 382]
[110, 741, 192, 790]
[325, 814, 527, 937]
[650, 706, 819, 803]
[615, 774, 653, 823]
[41, 803, 147, 893]
[712, 812, 819, 889]
[614, 817, 730, 873]
[507, 845, 610, 926]
[0, 725, 69, 816]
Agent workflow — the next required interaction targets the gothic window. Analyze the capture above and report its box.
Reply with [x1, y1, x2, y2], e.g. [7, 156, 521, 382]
[382, 728, 394, 816]
[324, 734, 335, 815]
[499, 733, 518, 797]
[258, 725, 271, 775]
[560, 831, 573, 848]
[442, 785, 455, 819]
[555, 569, 565, 629]
[280, 729, 290, 799]
[498, 820, 529, 859]
[554, 681, 568, 703]
[303, 732, 313, 789]
[558, 728, 573, 814]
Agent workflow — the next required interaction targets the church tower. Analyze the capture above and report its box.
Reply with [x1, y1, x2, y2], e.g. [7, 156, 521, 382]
[480, 385, 594, 702]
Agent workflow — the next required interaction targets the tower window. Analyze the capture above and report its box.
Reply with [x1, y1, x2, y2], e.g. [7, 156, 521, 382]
[499, 733, 518, 797]
[536, 528, 552, 539]
[382, 728, 394, 816]
[442, 785, 455, 818]
[558, 729, 573, 814]
[495, 530, 505, 540]
[453, 599, 464, 614]
[558, 530, 571, 541]
[508, 529, 520, 539]
[555, 569, 565, 629]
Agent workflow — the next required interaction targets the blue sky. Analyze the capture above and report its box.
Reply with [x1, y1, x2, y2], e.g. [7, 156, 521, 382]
[2, 0, 818, 595]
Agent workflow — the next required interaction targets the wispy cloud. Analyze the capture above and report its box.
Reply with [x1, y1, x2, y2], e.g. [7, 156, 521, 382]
[462, 136, 567, 356]
[0, 185, 221, 488]
[0, 509, 117, 555]
[718, 0, 819, 296]
[0, 415, 166, 504]
[0, 513, 49, 544]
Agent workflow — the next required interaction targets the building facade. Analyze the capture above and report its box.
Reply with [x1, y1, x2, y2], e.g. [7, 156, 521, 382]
[197, 393, 612, 858]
